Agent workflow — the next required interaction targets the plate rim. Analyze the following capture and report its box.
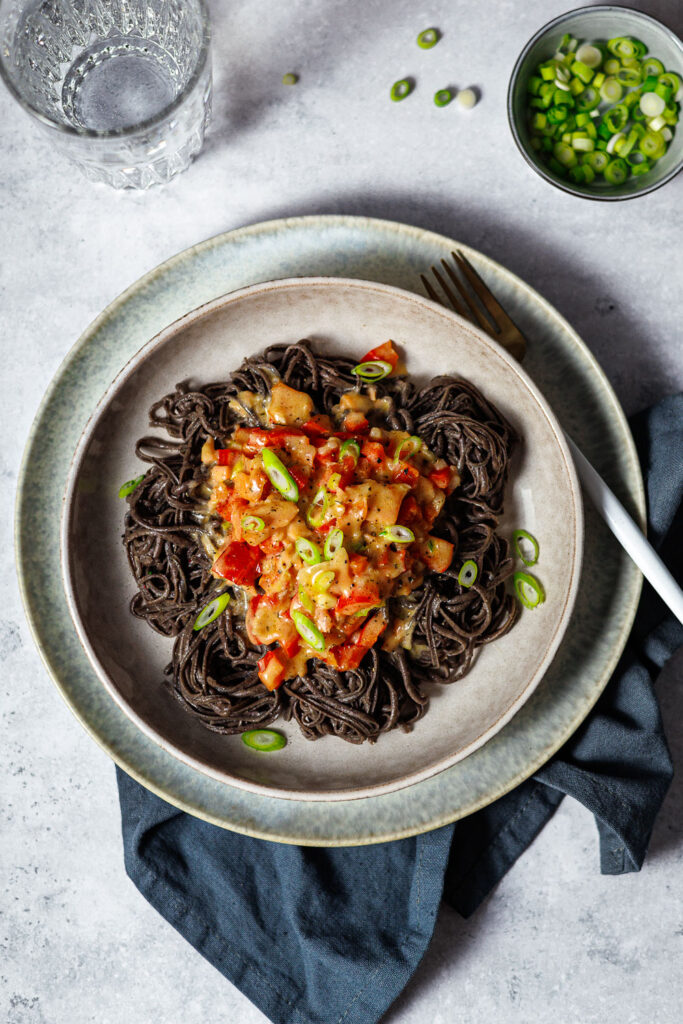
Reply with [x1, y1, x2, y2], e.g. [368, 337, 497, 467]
[15, 214, 644, 844]
[59, 274, 584, 802]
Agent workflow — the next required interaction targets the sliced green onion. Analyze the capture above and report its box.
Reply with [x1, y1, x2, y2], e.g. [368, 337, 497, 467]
[311, 568, 335, 594]
[324, 528, 345, 560]
[379, 525, 415, 544]
[393, 436, 422, 463]
[118, 474, 145, 498]
[639, 129, 666, 160]
[575, 44, 602, 69]
[512, 529, 539, 567]
[616, 66, 641, 87]
[261, 448, 299, 502]
[306, 488, 329, 527]
[193, 593, 230, 631]
[296, 537, 322, 565]
[639, 91, 665, 118]
[575, 86, 600, 112]
[339, 439, 360, 465]
[417, 27, 439, 49]
[242, 515, 265, 533]
[604, 157, 628, 184]
[600, 76, 623, 103]
[291, 609, 326, 651]
[434, 88, 453, 107]
[242, 729, 286, 752]
[642, 58, 665, 78]
[390, 78, 413, 102]
[514, 571, 545, 609]
[607, 36, 642, 60]
[282, 73, 298, 86]
[299, 586, 315, 613]
[351, 359, 393, 380]
[458, 560, 478, 588]
[658, 72, 681, 95]
[327, 472, 342, 492]
[457, 88, 477, 109]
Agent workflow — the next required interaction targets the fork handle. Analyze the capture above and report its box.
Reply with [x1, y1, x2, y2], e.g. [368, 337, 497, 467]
[566, 436, 683, 625]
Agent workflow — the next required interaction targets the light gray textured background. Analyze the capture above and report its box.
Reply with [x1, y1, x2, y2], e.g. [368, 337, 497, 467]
[2, 1, 682, 1022]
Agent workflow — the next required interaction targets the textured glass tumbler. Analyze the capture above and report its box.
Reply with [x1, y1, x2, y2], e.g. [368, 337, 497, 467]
[0, 0, 212, 188]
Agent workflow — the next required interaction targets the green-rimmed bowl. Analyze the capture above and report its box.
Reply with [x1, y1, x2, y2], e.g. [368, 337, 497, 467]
[508, 4, 683, 200]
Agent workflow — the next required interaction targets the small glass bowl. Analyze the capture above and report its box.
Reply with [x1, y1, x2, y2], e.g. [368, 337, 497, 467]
[507, 4, 683, 200]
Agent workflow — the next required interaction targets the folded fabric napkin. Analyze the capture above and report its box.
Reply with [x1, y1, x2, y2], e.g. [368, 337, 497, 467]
[117, 394, 682, 1024]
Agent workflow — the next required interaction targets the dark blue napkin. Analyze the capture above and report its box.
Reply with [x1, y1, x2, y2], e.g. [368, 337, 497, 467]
[117, 394, 681, 1024]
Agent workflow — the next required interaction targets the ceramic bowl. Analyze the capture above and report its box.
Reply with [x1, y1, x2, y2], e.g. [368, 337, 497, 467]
[508, 4, 683, 200]
[61, 277, 583, 802]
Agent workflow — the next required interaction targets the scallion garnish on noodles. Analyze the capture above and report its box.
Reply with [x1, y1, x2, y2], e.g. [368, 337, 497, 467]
[193, 593, 230, 631]
[457, 560, 478, 588]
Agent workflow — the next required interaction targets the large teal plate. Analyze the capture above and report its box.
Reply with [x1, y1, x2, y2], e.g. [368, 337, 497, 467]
[16, 216, 644, 845]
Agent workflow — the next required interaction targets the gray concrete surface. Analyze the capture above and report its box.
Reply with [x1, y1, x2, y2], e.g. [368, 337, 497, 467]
[2, 2, 682, 1022]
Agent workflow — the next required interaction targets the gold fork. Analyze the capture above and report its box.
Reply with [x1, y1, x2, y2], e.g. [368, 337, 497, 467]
[421, 250, 526, 362]
[421, 250, 683, 624]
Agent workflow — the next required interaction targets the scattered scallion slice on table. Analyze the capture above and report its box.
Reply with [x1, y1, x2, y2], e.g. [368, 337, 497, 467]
[417, 28, 439, 49]
[282, 73, 298, 86]
[434, 88, 453, 107]
[457, 88, 477, 109]
[458, 560, 478, 588]
[242, 729, 286, 752]
[390, 78, 413, 102]
[525, 33, 679, 187]
[514, 571, 545, 609]
[118, 474, 144, 498]
[261, 448, 299, 502]
[193, 593, 230, 631]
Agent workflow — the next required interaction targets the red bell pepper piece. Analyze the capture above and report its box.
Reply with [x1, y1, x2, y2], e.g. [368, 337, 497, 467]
[356, 612, 388, 648]
[289, 464, 309, 490]
[342, 412, 370, 434]
[399, 495, 420, 526]
[257, 648, 288, 690]
[361, 440, 387, 467]
[330, 642, 367, 671]
[349, 554, 369, 575]
[216, 448, 240, 466]
[429, 467, 453, 491]
[281, 634, 300, 658]
[243, 427, 305, 453]
[360, 340, 399, 370]
[392, 463, 420, 487]
[337, 583, 380, 616]
[212, 541, 260, 586]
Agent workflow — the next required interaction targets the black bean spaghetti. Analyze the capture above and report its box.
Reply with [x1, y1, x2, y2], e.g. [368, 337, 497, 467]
[123, 340, 519, 744]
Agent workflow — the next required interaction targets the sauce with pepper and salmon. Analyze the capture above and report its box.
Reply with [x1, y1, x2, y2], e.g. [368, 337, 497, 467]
[199, 341, 460, 691]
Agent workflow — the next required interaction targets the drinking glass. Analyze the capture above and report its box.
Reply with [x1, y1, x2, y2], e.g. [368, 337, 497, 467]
[0, 0, 212, 188]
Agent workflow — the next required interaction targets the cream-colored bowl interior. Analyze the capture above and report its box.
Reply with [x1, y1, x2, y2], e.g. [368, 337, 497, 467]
[62, 278, 583, 801]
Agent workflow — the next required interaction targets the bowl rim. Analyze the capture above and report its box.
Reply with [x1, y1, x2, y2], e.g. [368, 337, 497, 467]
[59, 274, 584, 803]
[507, 3, 683, 202]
